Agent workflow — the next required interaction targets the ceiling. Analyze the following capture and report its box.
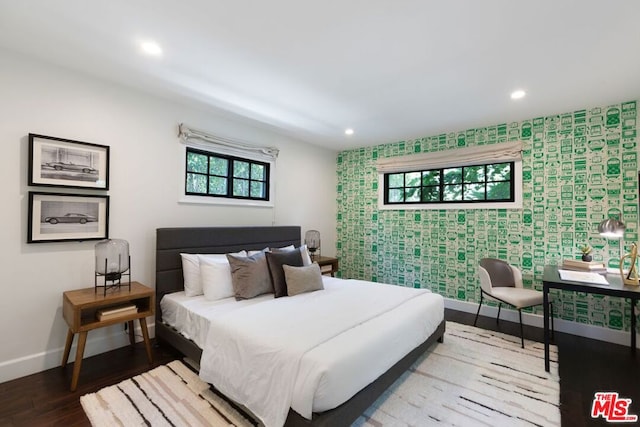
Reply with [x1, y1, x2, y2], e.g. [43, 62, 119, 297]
[2, 1, 640, 151]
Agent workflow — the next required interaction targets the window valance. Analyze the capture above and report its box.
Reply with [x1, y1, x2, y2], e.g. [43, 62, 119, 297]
[178, 123, 279, 162]
[376, 141, 523, 173]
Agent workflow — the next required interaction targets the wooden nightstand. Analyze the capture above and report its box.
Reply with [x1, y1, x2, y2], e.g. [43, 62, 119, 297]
[61, 282, 154, 391]
[315, 256, 339, 276]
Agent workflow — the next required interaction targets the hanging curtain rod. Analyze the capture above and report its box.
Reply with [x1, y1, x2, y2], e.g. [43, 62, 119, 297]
[177, 123, 279, 159]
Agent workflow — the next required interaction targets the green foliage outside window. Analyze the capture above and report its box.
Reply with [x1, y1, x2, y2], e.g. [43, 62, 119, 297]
[385, 162, 513, 205]
[186, 147, 269, 201]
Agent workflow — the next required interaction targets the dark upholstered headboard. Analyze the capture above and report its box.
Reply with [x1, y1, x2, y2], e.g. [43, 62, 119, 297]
[155, 226, 301, 323]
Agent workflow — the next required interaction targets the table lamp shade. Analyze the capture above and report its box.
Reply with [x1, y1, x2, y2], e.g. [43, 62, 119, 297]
[95, 239, 129, 279]
[598, 218, 625, 239]
[305, 230, 320, 254]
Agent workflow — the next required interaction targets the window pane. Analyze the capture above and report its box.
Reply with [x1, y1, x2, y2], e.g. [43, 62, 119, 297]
[405, 187, 420, 202]
[233, 161, 250, 178]
[388, 173, 404, 188]
[209, 157, 228, 176]
[443, 184, 463, 201]
[421, 186, 440, 202]
[251, 163, 265, 181]
[422, 170, 440, 186]
[405, 172, 421, 187]
[186, 173, 207, 193]
[388, 188, 403, 202]
[487, 181, 511, 200]
[250, 181, 265, 198]
[487, 163, 511, 181]
[233, 178, 249, 196]
[464, 165, 485, 183]
[463, 183, 485, 200]
[208, 176, 227, 195]
[187, 152, 208, 173]
[443, 168, 462, 184]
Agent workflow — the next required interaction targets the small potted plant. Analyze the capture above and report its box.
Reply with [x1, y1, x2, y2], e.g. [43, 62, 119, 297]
[580, 245, 593, 262]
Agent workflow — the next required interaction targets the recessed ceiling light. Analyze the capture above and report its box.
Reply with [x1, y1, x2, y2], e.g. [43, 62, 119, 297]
[345, 128, 354, 135]
[139, 40, 162, 57]
[510, 89, 526, 100]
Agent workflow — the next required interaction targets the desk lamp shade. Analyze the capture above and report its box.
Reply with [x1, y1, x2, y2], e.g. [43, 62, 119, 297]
[598, 218, 625, 239]
[95, 239, 129, 281]
[305, 230, 321, 256]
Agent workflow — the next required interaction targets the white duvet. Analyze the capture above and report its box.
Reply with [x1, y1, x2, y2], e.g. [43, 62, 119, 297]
[195, 278, 444, 427]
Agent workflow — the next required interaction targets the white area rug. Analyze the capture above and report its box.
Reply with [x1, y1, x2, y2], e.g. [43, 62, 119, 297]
[354, 321, 560, 427]
[81, 322, 559, 427]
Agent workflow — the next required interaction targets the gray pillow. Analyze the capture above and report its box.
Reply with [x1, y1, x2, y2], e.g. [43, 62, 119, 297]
[266, 250, 304, 298]
[283, 263, 324, 296]
[226, 252, 273, 299]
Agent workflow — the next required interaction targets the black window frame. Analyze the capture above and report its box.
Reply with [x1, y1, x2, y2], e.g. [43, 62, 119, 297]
[185, 147, 270, 201]
[383, 161, 514, 205]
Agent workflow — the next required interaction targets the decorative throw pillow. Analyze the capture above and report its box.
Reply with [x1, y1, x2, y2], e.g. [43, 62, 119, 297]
[181, 251, 246, 297]
[265, 250, 304, 298]
[227, 251, 273, 299]
[199, 256, 235, 301]
[271, 245, 313, 266]
[283, 263, 324, 296]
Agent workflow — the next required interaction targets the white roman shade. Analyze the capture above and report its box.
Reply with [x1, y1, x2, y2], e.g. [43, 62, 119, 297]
[376, 141, 523, 173]
[178, 123, 279, 162]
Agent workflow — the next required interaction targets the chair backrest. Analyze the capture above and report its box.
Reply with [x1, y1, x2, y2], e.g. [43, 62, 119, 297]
[479, 258, 516, 288]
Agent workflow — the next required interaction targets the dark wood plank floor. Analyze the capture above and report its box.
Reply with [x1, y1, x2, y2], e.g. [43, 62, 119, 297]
[1, 311, 638, 426]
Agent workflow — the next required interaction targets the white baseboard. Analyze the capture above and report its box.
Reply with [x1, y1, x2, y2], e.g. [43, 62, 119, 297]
[0, 323, 155, 384]
[445, 298, 639, 349]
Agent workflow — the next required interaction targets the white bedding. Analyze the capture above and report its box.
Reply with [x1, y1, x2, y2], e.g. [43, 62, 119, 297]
[161, 276, 444, 427]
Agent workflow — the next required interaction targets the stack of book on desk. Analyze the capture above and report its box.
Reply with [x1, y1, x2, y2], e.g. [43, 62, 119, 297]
[561, 259, 607, 273]
[96, 303, 138, 321]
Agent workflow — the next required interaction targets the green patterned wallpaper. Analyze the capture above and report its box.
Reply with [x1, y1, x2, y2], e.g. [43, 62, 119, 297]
[336, 100, 638, 332]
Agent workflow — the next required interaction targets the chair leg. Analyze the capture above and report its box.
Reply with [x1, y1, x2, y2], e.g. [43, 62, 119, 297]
[474, 292, 484, 326]
[519, 309, 524, 348]
[496, 303, 502, 324]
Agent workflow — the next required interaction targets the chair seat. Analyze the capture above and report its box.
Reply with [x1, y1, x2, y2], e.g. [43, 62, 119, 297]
[487, 287, 543, 309]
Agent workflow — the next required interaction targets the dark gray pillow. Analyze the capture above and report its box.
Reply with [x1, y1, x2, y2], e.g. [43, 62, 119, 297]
[226, 252, 273, 299]
[283, 263, 324, 296]
[266, 250, 304, 298]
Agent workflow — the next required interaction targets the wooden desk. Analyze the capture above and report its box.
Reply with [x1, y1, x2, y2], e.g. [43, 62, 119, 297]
[62, 282, 154, 391]
[542, 265, 639, 372]
[314, 256, 339, 276]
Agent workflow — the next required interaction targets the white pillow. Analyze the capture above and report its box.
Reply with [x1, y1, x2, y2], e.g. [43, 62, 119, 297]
[180, 251, 246, 297]
[199, 256, 235, 301]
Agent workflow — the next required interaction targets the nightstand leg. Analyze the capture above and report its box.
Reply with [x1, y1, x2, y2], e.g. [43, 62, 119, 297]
[70, 331, 88, 392]
[128, 320, 135, 345]
[61, 329, 74, 367]
[139, 317, 153, 363]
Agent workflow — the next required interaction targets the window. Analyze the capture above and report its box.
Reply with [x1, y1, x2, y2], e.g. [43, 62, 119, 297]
[185, 147, 269, 201]
[384, 162, 514, 205]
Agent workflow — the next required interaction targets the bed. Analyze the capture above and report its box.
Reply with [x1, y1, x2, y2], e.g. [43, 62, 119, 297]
[155, 226, 445, 427]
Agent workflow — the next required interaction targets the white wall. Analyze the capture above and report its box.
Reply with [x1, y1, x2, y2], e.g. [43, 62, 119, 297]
[0, 50, 338, 382]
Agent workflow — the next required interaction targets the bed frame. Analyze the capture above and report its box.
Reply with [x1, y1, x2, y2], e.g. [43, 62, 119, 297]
[155, 226, 445, 427]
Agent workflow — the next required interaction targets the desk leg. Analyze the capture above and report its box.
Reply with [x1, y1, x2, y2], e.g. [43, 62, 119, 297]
[70, 331, 88, 392]
[631, 298, 637, 352]
[61, 329, 74, 367]
[543, 285, 550, 372]
[139, 317, 153, 363]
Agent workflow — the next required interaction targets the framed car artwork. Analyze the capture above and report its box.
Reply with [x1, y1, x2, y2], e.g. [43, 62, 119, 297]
[28, 192, 109, 243]
[28, 133, 109, 190]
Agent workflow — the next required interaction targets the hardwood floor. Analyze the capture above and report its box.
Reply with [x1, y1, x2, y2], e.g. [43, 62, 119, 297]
[0, 311, 637, 426]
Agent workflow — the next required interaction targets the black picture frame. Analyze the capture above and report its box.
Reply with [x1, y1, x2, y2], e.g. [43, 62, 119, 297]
[27, 192, 109, 243]
[28, 133, 110, 190]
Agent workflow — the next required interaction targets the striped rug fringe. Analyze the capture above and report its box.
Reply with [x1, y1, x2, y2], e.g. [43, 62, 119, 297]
[81, 321, 560, 426]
